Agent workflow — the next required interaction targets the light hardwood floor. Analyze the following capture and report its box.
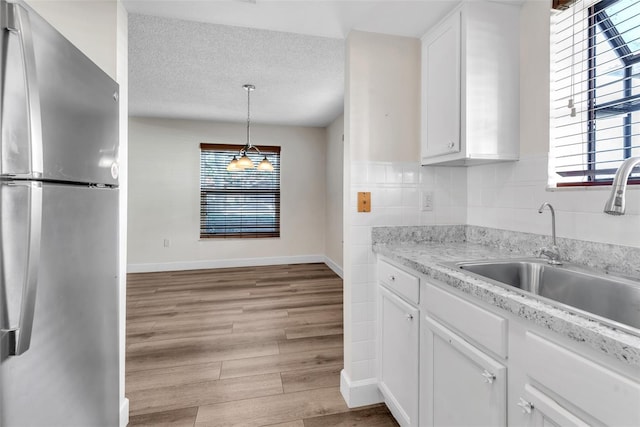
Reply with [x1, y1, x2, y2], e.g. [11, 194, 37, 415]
[126, 263, 398, 427]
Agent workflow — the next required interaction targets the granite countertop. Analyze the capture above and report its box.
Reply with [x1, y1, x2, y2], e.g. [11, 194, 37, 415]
[373, 235, 640, 368]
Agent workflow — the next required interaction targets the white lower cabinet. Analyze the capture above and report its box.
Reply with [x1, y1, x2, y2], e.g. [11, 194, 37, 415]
[518, 384, 590, 427]
[514, 331, 640, 427]
[378, 284, 419, 427]
[376, 261, 640, 427]
[421, 314, 507, 427]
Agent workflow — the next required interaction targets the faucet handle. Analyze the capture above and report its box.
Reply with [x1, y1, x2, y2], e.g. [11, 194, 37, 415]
[538, 246, 563, 265]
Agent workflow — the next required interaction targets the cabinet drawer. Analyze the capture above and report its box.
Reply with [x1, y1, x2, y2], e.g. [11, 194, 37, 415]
[379, 260, 419, 304]
[525, 332, 640, 426]
[425, 283, 507, 358]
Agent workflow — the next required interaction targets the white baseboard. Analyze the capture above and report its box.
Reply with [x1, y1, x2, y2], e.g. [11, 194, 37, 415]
[119, 397, 129, 427]
[340, 369, 383, 408]
[324, 256, 344, 278]
[127, 255, 326, 273]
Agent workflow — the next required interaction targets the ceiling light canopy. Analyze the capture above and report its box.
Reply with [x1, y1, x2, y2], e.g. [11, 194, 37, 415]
[226, 84, 274, 172]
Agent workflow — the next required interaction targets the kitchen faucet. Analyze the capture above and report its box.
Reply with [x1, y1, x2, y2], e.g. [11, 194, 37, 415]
[538, 202, 562, 265]
[604, 157, 640, 215]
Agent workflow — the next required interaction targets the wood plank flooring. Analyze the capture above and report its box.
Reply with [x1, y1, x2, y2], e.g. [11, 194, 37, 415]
[126, 263, 398, 427]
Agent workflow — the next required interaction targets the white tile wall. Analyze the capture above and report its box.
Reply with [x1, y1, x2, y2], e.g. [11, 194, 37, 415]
[346, 154, 640, 387]
[347, 160, 466, 381]
[467, 154, 640, 247]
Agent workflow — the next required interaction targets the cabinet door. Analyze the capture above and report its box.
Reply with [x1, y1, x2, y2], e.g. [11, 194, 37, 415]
[378, 285, 419, 426]
[422, 10, 461, 159]
[518, 384, 590, 427]
[422, 315, 506, 427]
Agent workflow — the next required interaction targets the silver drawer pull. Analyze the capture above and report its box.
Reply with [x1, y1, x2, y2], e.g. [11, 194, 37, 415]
[517, 397, 533, 414]
[389, 275, 396, 281]
[481, 370, 496, 384]
[406, 314, 414, 321]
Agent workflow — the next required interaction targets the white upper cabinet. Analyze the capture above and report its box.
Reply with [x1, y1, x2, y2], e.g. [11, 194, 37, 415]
[421, 1, 521, 165]
[422, 10, 461, 158]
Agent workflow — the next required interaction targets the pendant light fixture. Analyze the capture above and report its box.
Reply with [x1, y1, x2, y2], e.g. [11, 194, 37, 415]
[226, 84, 274, 172]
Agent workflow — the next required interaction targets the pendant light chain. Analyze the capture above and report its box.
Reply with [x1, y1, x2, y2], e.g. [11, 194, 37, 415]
[226, 84, 274, 172]
[246, 85, 252, 149]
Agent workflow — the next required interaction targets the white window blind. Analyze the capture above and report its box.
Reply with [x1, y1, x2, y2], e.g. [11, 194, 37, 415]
[200, 144, 281, 238]
[551, 0, 640, 187]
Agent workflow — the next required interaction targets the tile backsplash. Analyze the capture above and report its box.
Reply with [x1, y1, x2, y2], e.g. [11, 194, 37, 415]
[348, 160, 466, 381]
[467, 153, 640, 248]
[346, 154, 640, 384]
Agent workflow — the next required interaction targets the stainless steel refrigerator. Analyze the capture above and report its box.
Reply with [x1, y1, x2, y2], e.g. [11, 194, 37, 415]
[0, 0, 120, 425]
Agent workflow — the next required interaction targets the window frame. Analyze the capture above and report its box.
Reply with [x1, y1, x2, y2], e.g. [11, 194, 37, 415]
[199, 143, 281, 239]
[552, 0, 640, 187]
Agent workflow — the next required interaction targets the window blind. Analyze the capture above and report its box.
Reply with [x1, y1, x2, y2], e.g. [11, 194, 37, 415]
[551, 0, 640, 186]
[200, 143, 281, 238]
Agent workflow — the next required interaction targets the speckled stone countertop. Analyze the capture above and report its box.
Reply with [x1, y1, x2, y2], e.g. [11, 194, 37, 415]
[372, 226, 640, 367]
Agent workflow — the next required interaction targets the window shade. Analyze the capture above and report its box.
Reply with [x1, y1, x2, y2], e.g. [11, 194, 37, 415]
[200, 144, 281, 238]
[551, 0, 640, 186]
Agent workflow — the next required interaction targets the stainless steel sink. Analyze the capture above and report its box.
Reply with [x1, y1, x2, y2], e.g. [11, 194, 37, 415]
[450, 258, 640, 331]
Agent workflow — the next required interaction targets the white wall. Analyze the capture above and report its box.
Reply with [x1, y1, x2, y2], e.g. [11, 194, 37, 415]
[326, 114, 344, 275]
[25, 0, 118, 81]
[467, 0, 640, 248]
[127, 117, 328, 271]
[343, 2, 640, 408]
[115, 2, 129, 425]
[343, 30, 469, 406]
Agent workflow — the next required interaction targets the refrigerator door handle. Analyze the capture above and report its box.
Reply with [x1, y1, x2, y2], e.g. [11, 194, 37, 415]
[3, 181, 42, 355]
[4, 2, 44, 178]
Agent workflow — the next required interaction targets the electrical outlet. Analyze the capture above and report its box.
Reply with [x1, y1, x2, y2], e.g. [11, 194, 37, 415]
[163, 239, 170, 248]
[422, 191, 434, 211]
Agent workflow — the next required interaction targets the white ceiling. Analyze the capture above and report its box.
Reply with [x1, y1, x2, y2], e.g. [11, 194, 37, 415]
[125, 0, 464, 127]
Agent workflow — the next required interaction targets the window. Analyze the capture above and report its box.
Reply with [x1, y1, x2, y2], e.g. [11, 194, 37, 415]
[551, 0, 640, 186]
[200, 144, 281, 238]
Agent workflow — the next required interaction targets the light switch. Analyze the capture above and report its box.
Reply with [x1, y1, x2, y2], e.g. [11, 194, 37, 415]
[358, 192, 371, 212]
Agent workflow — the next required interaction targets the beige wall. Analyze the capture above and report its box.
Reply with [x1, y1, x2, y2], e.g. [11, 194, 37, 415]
[25, 0, 117, 80]
[326, 114, 344, 273]
[347, 31, 421, 162]
[127, 117, 328, 270]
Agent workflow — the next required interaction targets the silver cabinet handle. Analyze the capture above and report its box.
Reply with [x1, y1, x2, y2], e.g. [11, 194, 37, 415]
[1, 181, 43, 355]
[481, 369, 496, 384]
[389, 275, 396, 281]
[406, 314, 414, 321]
[448, 141, 455, 149]
[517, 397, 534, 414]
[4, 3, 44, 178]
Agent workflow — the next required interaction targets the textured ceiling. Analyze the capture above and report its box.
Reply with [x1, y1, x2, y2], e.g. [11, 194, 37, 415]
[129, 14, 345, 126]
[126, 1, 474, 127]
[124, 0, 462, 40]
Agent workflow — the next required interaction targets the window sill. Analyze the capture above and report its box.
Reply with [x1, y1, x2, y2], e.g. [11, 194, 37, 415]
[546, 184, 640, 192]
[198, 237, 281, 241]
